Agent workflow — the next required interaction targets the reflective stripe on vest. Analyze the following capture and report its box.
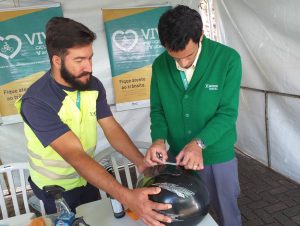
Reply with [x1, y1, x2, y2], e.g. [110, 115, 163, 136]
[28, 146, 96, 168]
[28, 158, 80, 180]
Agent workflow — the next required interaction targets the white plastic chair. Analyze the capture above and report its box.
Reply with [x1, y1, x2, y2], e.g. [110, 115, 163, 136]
[0, 162, 45, 222]
[94, 141, 150, 198]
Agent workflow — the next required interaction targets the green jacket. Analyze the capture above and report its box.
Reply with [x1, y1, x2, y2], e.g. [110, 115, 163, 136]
[150, 36, 242, 165]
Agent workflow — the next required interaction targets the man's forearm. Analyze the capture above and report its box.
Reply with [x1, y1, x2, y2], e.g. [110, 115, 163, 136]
[99, 117, 144, 168]
[110, 125, 144, 167]
[68, 151, 131, 203]
[50, 131, 130, 204]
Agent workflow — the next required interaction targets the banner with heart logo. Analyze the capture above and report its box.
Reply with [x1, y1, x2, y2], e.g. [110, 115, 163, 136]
[102, 6, 170, 111]
[0, 4, 62, 122]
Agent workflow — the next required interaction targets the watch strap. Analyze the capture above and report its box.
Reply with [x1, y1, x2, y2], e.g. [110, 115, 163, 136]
[195, 139, 206, 149]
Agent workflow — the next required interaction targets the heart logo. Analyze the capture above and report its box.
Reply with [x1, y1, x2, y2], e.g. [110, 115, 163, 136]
[112, 29, 138, 52]
[0, 35, 22, 60]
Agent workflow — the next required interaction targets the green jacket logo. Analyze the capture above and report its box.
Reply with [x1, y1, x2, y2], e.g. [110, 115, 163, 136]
[0, 35, 22, 59]
[205, 84, 219, 91]
[112, 29, 139, 52]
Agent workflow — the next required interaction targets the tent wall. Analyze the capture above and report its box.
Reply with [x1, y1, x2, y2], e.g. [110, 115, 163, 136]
[215, 0, 300, 183]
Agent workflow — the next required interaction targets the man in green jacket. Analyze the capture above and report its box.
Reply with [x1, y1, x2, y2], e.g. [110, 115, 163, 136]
[144, 5, 242, 226]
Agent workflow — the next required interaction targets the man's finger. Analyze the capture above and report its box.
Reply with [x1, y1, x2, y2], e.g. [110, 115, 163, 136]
[146, 206, 172, 225]
[144, 186, 162, 195]
[196, 162, 204, 170]
[152, 211, 172, 224]
[143, 215, 166, 226]
[152, 201, 172, 211]
[153, 151, 167, 165]
[144, 158, 158, 167]
[181, 153, 192, 166]
[176, 151, 184, 165]
[144, 154, 156, 165]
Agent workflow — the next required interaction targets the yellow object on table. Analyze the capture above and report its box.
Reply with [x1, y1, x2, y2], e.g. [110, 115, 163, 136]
[29, 217, 53, 226]
[125, 209, 139, 221]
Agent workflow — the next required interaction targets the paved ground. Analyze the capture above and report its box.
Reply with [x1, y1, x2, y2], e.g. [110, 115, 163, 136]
[235, 151, 300, 226]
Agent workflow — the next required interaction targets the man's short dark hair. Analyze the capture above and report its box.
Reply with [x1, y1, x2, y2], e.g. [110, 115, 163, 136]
[158, 5, 203, 51]
[46, 17, 96, 63]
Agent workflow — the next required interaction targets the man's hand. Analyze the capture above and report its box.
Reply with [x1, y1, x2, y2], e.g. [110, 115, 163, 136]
[123, 187, 172, 226]
[136, 159, 148, 173]
[144, 139, 167, 166]
[176, 140, 204, 170]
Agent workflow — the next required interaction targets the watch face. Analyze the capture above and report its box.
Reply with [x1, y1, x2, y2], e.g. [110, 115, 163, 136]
[196, 139, 205, 149]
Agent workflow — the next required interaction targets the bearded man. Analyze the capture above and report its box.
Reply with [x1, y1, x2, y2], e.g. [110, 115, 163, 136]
[16, 17, 171, 226]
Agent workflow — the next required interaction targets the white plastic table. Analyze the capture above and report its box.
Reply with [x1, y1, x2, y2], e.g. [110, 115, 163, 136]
[76, 197, 218, 226]
[0, 213, 35, 226]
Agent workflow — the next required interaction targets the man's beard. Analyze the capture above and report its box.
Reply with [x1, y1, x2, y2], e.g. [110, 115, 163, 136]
[60, 61, 91, 91]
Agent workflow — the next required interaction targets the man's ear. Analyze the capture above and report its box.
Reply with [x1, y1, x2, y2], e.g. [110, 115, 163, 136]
[52, 55, 62, 68]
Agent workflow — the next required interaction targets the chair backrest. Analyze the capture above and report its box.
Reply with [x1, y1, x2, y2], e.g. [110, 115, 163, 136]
[0, 162, 31, 219]
[94, 141, 150, 198]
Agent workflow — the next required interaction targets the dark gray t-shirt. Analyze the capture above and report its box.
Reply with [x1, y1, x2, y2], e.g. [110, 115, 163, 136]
[21, 71, 112, 147]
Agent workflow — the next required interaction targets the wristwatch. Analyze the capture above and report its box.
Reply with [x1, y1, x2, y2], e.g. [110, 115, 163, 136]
[194, 138, 206, 150]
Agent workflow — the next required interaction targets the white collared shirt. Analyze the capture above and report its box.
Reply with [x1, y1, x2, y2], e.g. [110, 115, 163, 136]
[175, 43, 202, 83]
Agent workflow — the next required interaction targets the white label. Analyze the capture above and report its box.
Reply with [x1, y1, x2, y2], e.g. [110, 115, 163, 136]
[111, 199, 123, 213]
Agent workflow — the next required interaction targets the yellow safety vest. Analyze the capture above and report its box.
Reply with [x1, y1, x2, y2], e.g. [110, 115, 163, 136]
[16, 90, 98, 190]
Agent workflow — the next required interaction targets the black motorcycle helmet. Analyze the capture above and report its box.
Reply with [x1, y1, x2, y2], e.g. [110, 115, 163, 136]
[136, 164, 210, 226]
